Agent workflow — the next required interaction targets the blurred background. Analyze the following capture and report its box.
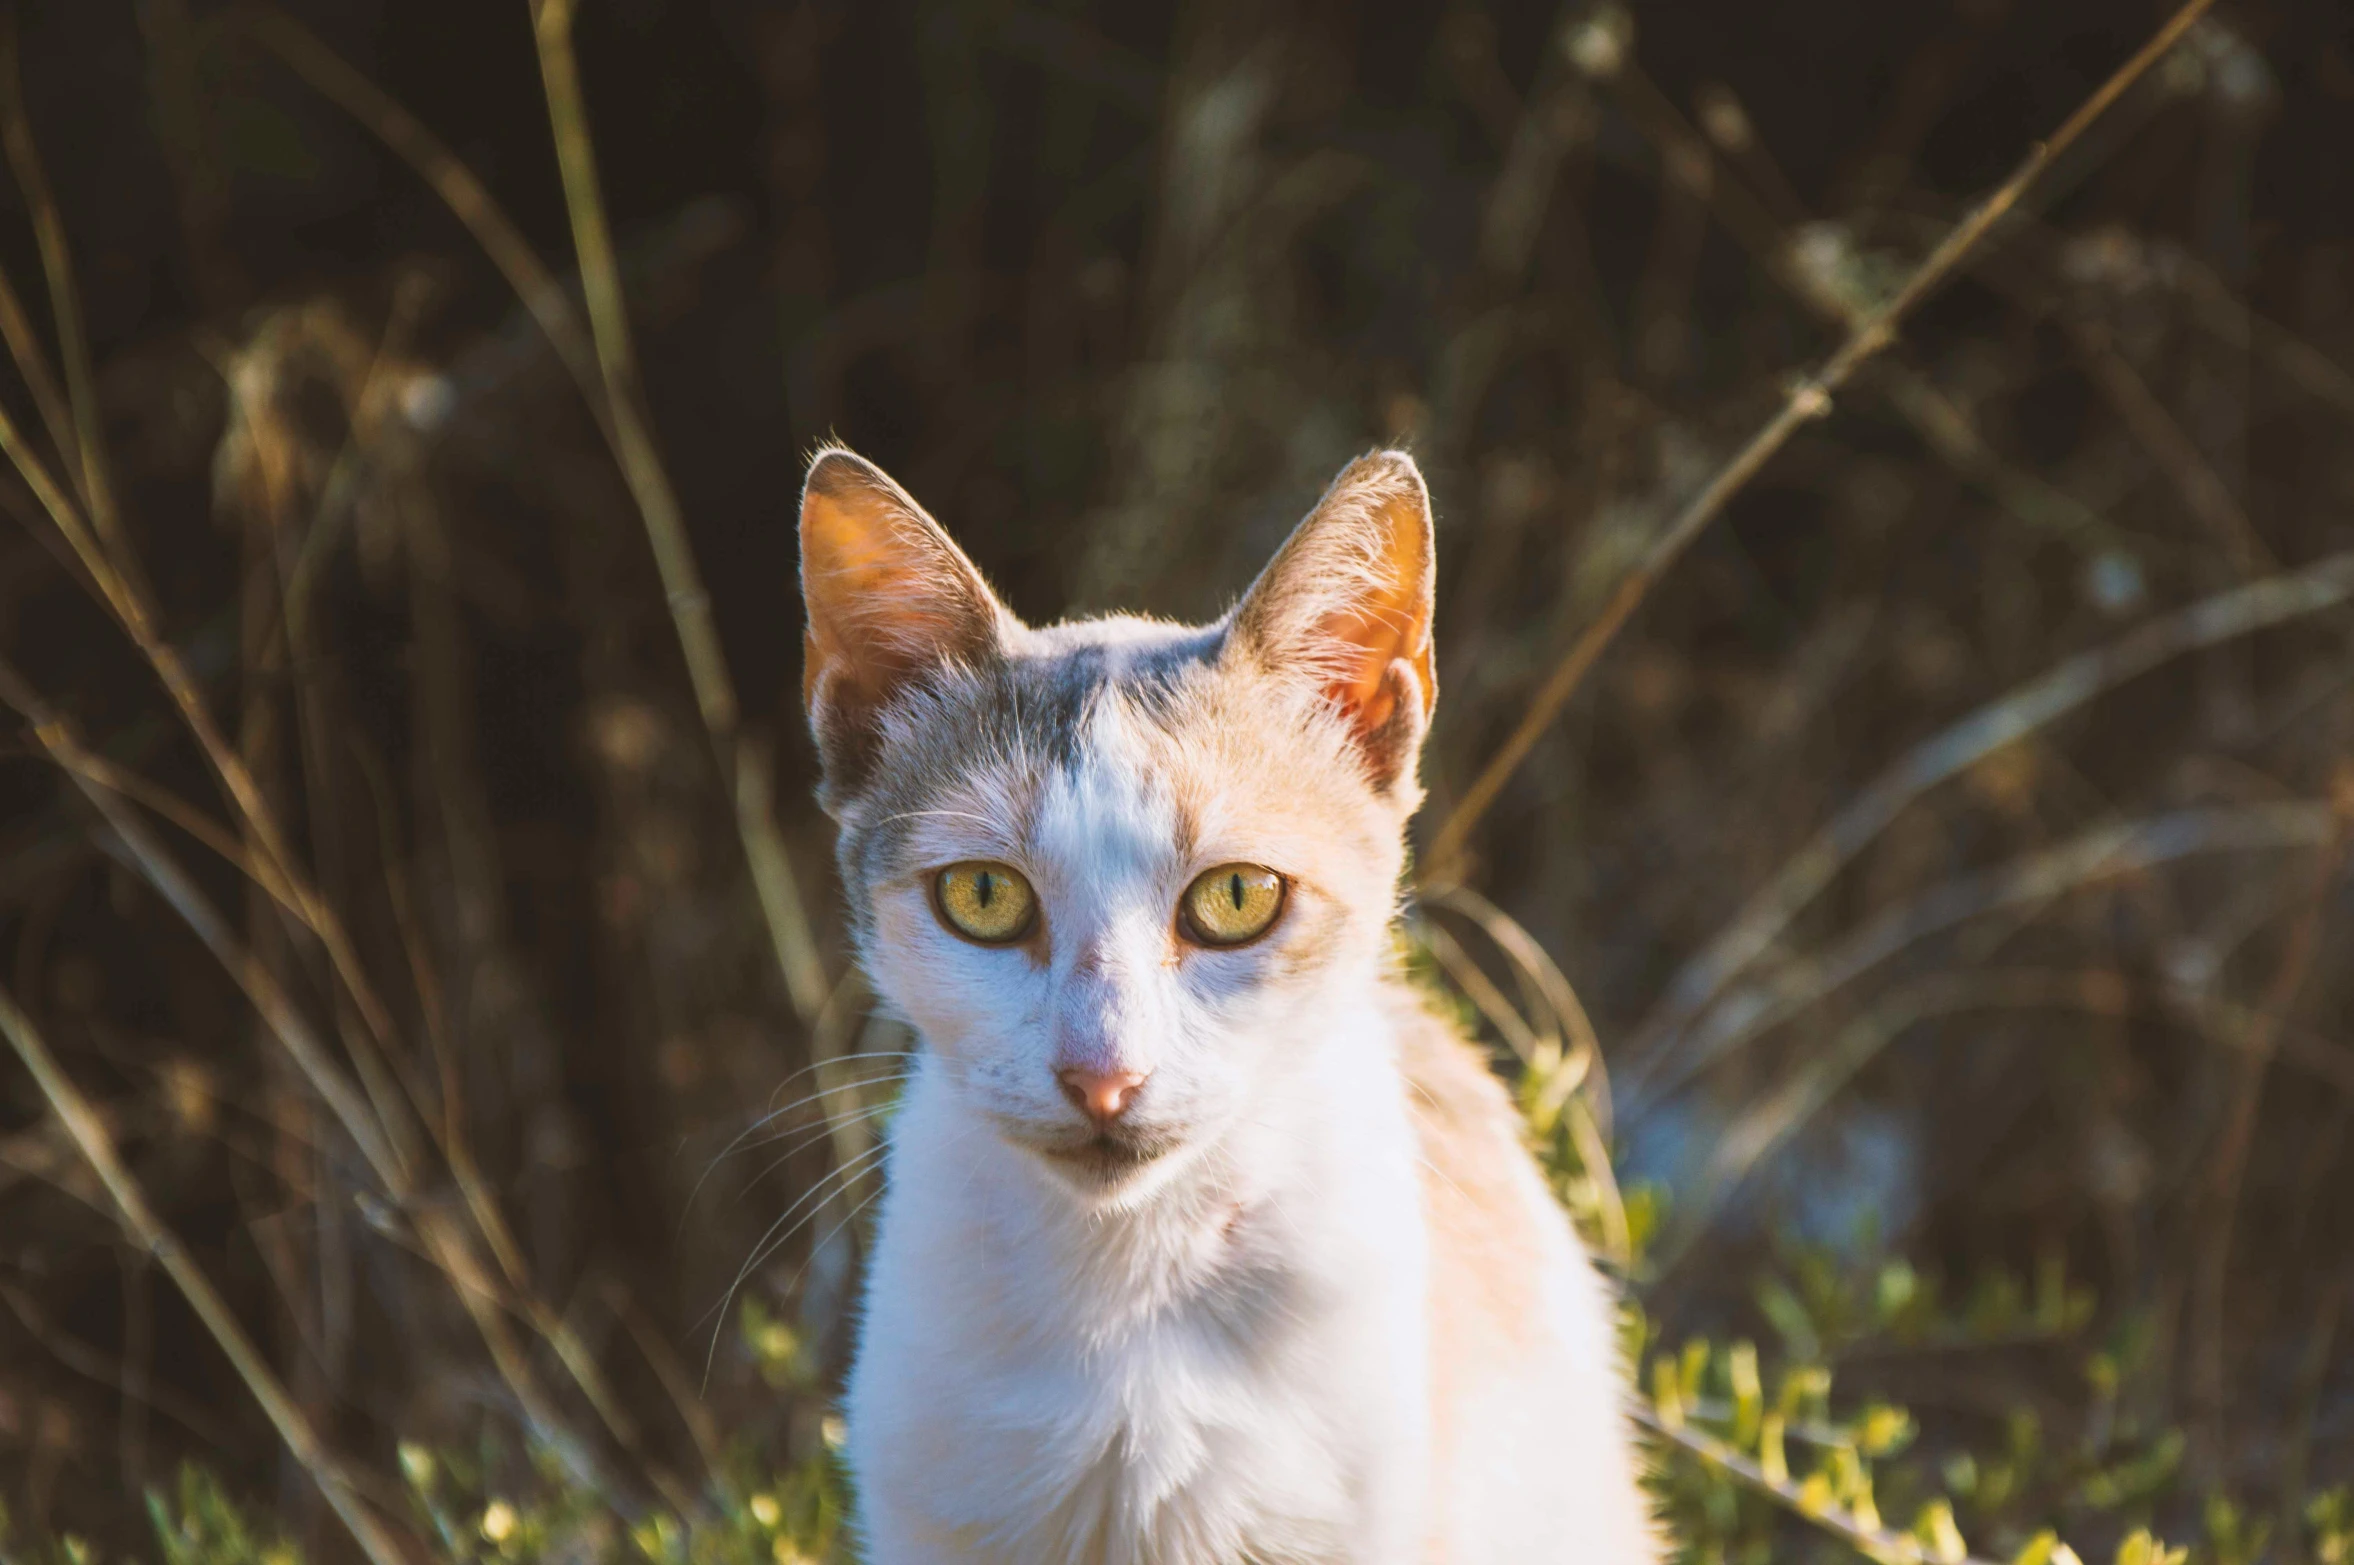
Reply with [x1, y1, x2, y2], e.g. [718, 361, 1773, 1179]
[1, 0, 2351, 1557]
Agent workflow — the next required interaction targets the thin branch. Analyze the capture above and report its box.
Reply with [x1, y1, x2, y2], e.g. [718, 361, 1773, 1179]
[1639, 801, 2337, 1105]
[255, 0, 835, 1029]
[739, 734, 833, 1028]
[0, 982, 416, 1565]
[0, 655, 409, 1183]
[2065, 314, 2271, 573]
[1630, 551, 2354, 1088]
[41, 747, 277, 903]
[1649, 965, 2354, 1277]
[0, 321, 362, 1028]
[2190, 783, 2354, 1458]
[234, 6, 611, 440]
[0, 11, 129, 564]
[527, 0, 828, 1024]
[0, 253, 74, 479]
[0, 95, 682, 1504]
[242, 0, 831, 1020]
[1423, 0, 2219, 878]
[1603, 50, 2129, 559]
[0, 654, 677, 1510]
[522, 2, 724, 728]
[1640, 1408, 2007, 1565]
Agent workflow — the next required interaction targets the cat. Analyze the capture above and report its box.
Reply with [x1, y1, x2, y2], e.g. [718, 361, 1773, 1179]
[797, 444, 1658, 1565]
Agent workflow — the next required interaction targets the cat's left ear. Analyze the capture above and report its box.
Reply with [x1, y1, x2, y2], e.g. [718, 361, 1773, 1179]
[1228, 450, 1436, 792]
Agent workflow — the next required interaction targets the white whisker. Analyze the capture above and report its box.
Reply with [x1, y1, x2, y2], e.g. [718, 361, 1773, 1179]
[699, 1138, 893, 1384]
[677, 1058, 915, 1214]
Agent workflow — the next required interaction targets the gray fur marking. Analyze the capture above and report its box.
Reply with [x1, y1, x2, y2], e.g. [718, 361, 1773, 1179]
[829, 615, 1229, 947]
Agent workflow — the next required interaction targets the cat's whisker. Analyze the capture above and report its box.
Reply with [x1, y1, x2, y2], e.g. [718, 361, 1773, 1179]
[770, 1173, 894, 1300]
[760, 1119, 986, 1312]
[1412, 1151, 1472, 1208]
[679, 1067, 914, 1217]
[755, 1047, 918, 1117]
[737, 1098, 903, 1193]
[699, 1139, 892, 1382]
[735, 1159, 891, 1300]
[728, 1072, 915, 1151]
[693, 1097, 904, 1227]
[735, 1056, 916, 1139]
[697, 1147, 891, 1381]
[683, 1057, 912, 1179]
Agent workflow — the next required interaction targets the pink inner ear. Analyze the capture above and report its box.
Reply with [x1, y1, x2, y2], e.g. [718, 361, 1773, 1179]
[799, 452, 1003, 712]
[1360, 657, 1433, 741]
[1313, 545, 1435, 742]
[1322, 608, 1415, 738]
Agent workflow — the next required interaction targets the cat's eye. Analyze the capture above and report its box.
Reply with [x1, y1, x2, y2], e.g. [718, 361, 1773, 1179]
[935, 862, 1038, 944]
[1179, 864, 1286, 947]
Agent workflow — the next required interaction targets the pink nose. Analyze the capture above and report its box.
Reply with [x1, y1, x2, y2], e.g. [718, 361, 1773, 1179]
[1057, 1067, 1150, 1127]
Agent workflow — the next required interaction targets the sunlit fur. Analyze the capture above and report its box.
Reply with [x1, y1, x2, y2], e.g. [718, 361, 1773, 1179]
[801, 447, 1659, 1564]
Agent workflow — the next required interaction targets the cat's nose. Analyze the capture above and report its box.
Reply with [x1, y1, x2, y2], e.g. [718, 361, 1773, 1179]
[1057, 1067, 1150, 1127]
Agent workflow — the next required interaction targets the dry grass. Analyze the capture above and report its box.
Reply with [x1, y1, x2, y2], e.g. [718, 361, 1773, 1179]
[0, 0, 2350, 1557]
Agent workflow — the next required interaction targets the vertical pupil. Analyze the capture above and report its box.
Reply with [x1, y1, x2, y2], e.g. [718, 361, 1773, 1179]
[1227, 873, 1244, 911]
[974, 871, 995, 908]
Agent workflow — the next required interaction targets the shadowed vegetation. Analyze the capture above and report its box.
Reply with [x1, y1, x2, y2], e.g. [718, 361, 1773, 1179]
[0, 0, 2351, 1559]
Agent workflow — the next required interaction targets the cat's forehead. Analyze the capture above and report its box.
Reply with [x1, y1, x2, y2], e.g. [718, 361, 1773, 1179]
[844, 616, 1218, 860]
[915, 613, 1231, 783]
[837, 612, 1377, 880]
[1001, 613, 1228, 742]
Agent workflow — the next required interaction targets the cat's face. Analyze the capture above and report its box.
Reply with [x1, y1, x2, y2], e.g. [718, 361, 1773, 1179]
[799, 449, 1435, 1198]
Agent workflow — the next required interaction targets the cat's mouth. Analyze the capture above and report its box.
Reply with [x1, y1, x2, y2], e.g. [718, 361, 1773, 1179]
[1025, 1126, 1183, 1180]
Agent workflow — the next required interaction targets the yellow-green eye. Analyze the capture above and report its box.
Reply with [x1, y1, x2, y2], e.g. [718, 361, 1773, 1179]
[935, 862, 1037, 944]
[1180, 864, 1286, 946]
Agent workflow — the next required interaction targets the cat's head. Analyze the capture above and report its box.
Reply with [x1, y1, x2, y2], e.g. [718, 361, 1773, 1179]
[798, 446, 1435, 1198]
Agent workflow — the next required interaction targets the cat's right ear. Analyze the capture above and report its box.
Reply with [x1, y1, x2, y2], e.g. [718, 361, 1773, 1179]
[1225, 450, 1436, 795]
[799, 448, 1010, 780]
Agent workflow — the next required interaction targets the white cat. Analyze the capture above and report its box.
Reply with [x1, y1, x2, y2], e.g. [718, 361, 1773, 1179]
[797, 446, 1658, 1564]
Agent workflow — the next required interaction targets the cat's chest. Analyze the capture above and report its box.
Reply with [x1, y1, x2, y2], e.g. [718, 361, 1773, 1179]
[865, 1202, 1395, 1562]
[937, 1264, 1363, 1562]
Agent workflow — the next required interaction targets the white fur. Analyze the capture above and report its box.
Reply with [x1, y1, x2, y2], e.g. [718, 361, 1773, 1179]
[842, 698, 1654, 1564]
[805, 446, 1655, 1563]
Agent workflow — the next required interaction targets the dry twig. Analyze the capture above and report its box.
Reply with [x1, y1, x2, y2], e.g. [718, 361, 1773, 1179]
[1632, 552, 2354, 1092]
[0, 982, 415, 1565]
[1641, 800, 2337, 1104]
[1425, 0, 2220, 879]
[2189, 777, 2354, 1462]
[1638, 1407, 2006, 1565]
[242, 3, 830, 1026]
